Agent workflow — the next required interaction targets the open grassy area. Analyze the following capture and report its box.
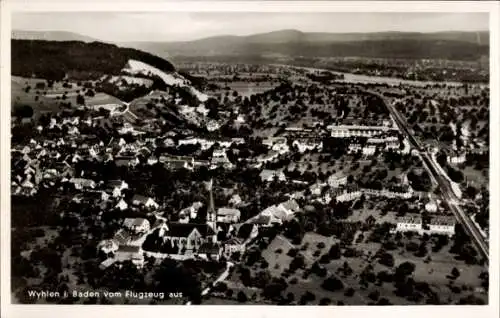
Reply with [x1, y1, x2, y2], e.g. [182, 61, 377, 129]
[12, 76, 123, 117]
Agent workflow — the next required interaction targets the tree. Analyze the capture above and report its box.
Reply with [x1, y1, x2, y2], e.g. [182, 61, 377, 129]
[344, 288, 355, 297]
[76, 94, 85, 105]
[328, 244, 341, 260]
[319, 297, 332, 305]
[321, 275, 344, 292]
[237, 291, 248, 303]
[299, 291, 316, 305]
[368, 290, 380, 301]
[13, 105, 34, 118]
[378, 252, 395, 268]
[85, 89, 96, 97]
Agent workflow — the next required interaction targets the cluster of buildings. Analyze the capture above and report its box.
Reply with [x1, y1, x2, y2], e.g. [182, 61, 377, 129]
[97, 178, 279, 269]
[392, 214, 456, 237]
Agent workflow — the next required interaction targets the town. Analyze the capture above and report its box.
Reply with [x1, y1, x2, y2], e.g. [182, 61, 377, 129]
[9, 16, 490, 306]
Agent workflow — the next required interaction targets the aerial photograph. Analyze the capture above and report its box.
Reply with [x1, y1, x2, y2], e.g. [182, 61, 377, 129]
[9, 11, 490, 305]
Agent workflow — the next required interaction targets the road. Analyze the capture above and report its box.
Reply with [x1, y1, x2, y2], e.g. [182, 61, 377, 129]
[365, 90, 489, 263]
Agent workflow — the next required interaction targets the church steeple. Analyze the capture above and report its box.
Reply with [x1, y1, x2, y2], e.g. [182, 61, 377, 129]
[206, 178, 216, 230]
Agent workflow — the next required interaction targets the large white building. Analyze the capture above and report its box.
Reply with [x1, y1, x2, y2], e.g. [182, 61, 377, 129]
[328, 173, 348, 188]
[394, 215, 423, 233]
[428, 216, 455, 236]
[327, 125, 392, 138]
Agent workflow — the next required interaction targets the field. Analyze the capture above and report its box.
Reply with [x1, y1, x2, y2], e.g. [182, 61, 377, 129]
[11, 76, 123, 117]
[216, 226, 487, 306]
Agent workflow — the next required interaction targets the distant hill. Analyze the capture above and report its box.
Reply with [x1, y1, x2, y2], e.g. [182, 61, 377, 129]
[125, 29, 489, 61]
[12, 30, 99, 42]
[11, 39, 176, 81]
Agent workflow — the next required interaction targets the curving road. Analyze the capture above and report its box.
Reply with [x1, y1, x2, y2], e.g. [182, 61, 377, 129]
[365, 90, 489, 264]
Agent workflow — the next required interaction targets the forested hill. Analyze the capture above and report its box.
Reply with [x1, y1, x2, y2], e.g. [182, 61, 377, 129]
[11, 40, 176, 81]
[129, 30, 489, 61]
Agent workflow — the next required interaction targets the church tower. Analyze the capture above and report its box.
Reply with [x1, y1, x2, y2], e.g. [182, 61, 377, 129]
[206, 178, 217, 231]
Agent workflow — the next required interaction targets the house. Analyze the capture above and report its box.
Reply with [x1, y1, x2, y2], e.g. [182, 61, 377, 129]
[260, 199, 300, 223]
[328, 173, 348, 188]
[310, 183, 326, 196]
[115, 156, 140, 167]
[447, 152, 466, 164]
[257, 151, 280, 163]
[348, 144, 362, 154]
[425, 201, 438, 213]
[69, 178, 96, 190]
[259, 169, 286, 182]
[223, 237, 246, 258]
[123, 218, 151, 234]
[292, 138, 323, 153]
[278, 199, 301, 216]
[212, 149, 232, 167]
[113, 229, 132, 245]
[115, 198, 129, 211]
[160, 155, 195, 170]
[206, 120, 221, 132]
[163, 138, 176, 147]
[106, 180, 129, 197]
[249, 215, 273, 227]
[179, 201, 204, 220]
[115, 245, 144, 267]
[234, 114, 246, 124]
[362, 145, 377, 156]
[98, 239, 119, 255]
[428, 216, 455, 236]
[328, 125, 390, 138]
[161, 223, 217, 252]
[198, 243, 223, 261]
[262, 137, 289, 154]
[394, 215, 423, 233]
[335, 187, 362, 202]
[229, 194, 242, 207]
[235, 223, 259, 240]
[217, 208, 241, 223]
[99, 258, 117, 270]
[147, 156, 159, 165]
[131, 194, 159, 209]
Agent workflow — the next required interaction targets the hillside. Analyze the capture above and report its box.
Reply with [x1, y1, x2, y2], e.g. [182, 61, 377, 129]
[11, 39, 176, 81]
[12, 30, 99, 42]
[126, 30, 489, 61]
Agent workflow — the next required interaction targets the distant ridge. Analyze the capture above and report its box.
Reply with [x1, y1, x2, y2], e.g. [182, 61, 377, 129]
[124, 29, 489, 61]
[12, 30, 100, 43]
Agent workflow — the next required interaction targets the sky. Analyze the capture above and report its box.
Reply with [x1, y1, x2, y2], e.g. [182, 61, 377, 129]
[12, 12, 489, 42]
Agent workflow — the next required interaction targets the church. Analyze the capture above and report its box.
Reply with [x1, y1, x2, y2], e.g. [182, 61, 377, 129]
[158, 178, 219, 253]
